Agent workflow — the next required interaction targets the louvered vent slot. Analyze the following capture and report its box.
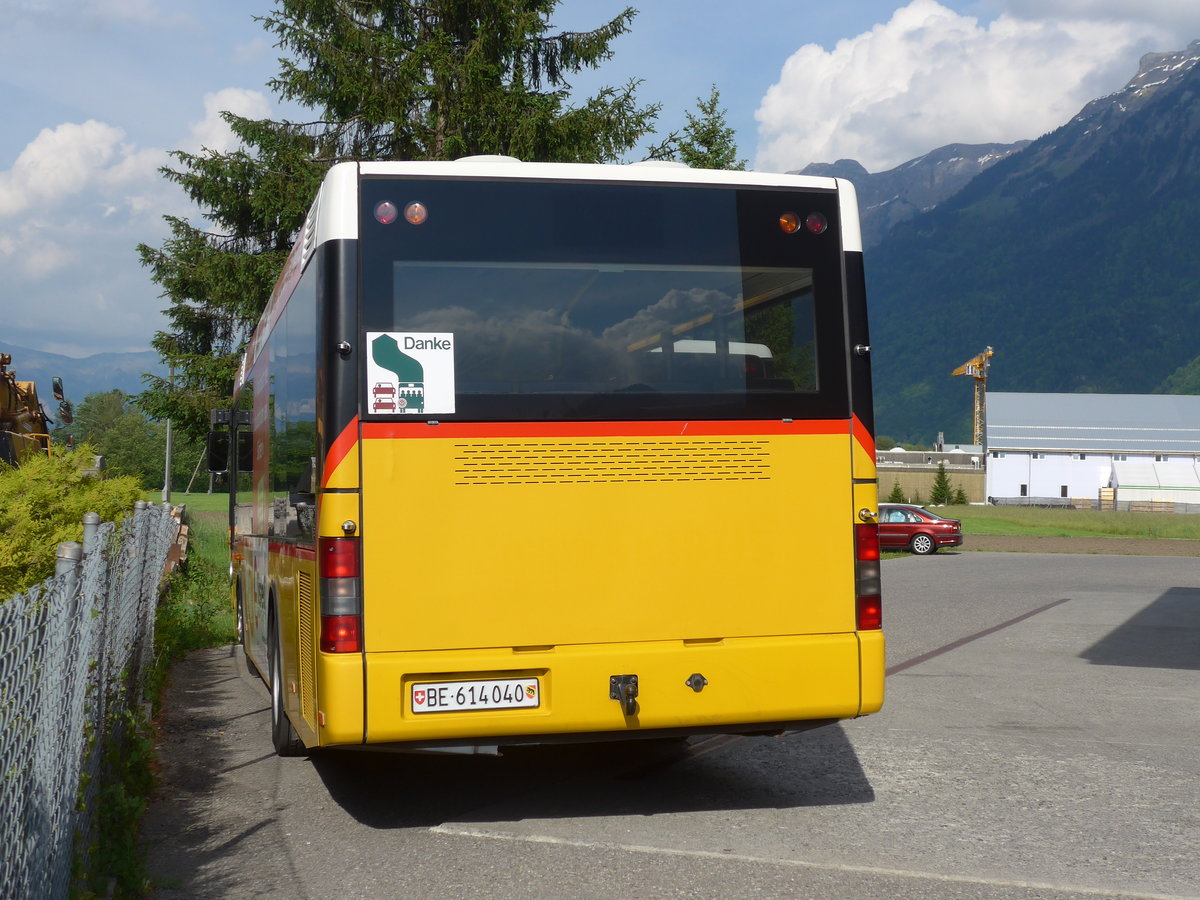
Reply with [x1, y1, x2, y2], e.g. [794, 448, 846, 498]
[454, 440, 772, 485]
[297, 570, 316, 726]
[301, 201, 319, 267]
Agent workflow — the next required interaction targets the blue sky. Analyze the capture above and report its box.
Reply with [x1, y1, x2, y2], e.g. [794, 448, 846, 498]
[2, 0, 1198, 359]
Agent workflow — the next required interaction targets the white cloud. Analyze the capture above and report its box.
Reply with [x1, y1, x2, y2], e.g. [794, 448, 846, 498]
[187, 88, 272, 154]
[0, 88, 277, 355]
[0, 121, 122, 216]
[754, 0, 1172, 173]
[0, 117, 180, 353]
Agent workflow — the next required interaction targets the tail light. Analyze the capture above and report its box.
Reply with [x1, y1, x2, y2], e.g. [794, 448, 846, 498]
[320, 615, 361, 653]
[855, 523, 882, 631]
[319, 537, 362, 652]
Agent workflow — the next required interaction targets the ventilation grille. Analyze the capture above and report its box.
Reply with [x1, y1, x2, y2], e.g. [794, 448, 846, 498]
[300, 200, 319, 268]
[297, 570, 316, 727]
[454, 440, 772, 485]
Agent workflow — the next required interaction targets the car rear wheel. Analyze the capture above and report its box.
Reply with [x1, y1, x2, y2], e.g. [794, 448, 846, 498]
[910, 533, 936, 555]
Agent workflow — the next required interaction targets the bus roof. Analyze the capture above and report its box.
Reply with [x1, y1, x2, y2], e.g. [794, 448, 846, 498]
[356, 157, 840, 191]
[311, 159, 863, 255]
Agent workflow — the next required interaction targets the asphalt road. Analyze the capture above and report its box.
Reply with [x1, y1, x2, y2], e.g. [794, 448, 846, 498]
[143, 552, 1200, 899]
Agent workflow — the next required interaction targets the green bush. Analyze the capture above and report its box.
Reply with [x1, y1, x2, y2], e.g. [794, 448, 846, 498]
[0, 447, 144, 598]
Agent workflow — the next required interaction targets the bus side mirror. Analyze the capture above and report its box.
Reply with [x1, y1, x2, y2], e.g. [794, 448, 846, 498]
[207, 431, 254, 474]
[206, 431, 230, 474]
[237, 431, 253, 472]
[52, 376, 65, 401]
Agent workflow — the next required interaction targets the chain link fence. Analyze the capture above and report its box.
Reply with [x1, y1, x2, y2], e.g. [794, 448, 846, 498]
[990, 496, 1200, 514]
[0, 501, 181, 899]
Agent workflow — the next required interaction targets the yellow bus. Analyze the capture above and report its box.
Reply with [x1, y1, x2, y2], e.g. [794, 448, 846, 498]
[214, 158, 883, 756]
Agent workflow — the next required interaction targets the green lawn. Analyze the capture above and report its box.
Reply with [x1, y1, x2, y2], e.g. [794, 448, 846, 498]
[160, 491, 231, 515]
[927, 504, 1200, 541]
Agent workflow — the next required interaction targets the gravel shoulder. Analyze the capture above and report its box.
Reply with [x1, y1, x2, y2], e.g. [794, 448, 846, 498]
[962, 534, 1200, 556]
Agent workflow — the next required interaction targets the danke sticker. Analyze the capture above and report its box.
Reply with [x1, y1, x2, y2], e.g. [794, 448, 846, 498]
[366, 332, 456, 415]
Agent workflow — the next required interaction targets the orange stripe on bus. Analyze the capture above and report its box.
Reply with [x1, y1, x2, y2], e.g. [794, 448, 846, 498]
[321, 416, 360, 488]
[360, 420, 851, 440]
[851, 414, 875, 458]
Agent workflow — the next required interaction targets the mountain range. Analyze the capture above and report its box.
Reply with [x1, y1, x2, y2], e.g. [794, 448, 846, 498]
[0, 340, 166, 414]
[797, 141, 1030, 247]
[821, 40, 1200, 444]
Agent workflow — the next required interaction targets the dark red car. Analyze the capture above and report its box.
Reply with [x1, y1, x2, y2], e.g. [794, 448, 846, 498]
[878, 504, 963, 554]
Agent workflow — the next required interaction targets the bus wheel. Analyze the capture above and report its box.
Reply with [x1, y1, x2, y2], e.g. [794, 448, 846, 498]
[235, 584, 245, 645]
[910, 533, 936, 555]
[237, 582, 261, 678]
[269, 609, 306, 757]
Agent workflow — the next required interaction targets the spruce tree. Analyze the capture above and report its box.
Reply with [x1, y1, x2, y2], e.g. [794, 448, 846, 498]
[137, 1, 662, 440]
[929, 462, 952, 506]
[886, 480, 906, 503]
[671, 85, 746, 170]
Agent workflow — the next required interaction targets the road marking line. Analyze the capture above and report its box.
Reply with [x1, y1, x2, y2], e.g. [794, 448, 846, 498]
[429, 826, 1188, 900]
[887, 597, 1072, 676]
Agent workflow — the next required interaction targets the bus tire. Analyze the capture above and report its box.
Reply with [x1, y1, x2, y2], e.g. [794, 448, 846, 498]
[910, 533, 936, 555]
[235, 581, 246, 645]
[269, 607, 306, 757]
[237, 580, 262, 679]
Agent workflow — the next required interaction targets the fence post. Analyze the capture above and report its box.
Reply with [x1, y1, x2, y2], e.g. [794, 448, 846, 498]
[81, 512, 101, 556]
[54, 542, 82, 592]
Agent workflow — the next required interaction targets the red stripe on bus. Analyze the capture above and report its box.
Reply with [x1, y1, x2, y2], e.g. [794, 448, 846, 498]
[321, 415, 360, 488]
[268, 542, 317, 560]
[851, 414, 875, 458]
[361, 420, 849, 440]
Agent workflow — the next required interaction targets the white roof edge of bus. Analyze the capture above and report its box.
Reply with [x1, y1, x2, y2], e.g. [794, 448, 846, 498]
[318, 160, 862, 248]
[315, 161, 362, 245]
[835, 178, 863, 254]
[354, 158, 840, 190]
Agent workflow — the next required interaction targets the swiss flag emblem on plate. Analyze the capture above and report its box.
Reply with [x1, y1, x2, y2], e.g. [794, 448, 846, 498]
[413, 690, 426, 706]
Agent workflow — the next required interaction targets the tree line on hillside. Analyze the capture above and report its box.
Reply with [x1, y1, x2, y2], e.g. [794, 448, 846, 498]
[137, 1, 746, 444]
[53, 390, 208, 493]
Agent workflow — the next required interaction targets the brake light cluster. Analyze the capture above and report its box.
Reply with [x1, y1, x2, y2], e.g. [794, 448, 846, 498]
[319, 537, 362, 652]
[854, 523, 883, 631]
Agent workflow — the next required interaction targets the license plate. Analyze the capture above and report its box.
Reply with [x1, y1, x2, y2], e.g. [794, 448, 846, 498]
[410, 677, 540, 714]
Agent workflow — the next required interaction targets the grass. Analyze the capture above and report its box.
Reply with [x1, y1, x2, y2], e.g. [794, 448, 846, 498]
[160, 490, 231, 516]
[928, 504, 1200, 541]
[155, 500, 235, 659]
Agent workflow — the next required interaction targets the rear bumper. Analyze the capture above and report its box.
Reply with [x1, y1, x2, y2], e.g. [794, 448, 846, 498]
[937, 534, 964, 548]
[319, 632, 884, 747]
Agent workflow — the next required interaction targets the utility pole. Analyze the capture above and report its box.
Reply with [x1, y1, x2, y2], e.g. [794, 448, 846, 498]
[161, 364, 174, 504]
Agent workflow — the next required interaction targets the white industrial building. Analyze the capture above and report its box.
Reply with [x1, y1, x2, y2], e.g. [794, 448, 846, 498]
[985, 392, 1200, 508]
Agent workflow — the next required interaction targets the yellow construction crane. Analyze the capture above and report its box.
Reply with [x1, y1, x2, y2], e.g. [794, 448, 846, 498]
[951, 346, 993, 446]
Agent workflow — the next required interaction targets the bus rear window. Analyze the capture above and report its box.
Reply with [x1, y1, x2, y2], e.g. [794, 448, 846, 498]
[360, 178, 849, 420]
[383, 262, 815, 395]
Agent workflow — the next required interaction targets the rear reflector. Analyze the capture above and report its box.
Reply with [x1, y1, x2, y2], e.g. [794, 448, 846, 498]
[320, 614, 361, 653]
[857, 595, 883, 631]
[855, 523, 882, 630]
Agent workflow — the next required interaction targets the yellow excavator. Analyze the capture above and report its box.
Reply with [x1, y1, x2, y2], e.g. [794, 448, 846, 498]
[0, 352, 72, 466]
[951, 346, 993, 446]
